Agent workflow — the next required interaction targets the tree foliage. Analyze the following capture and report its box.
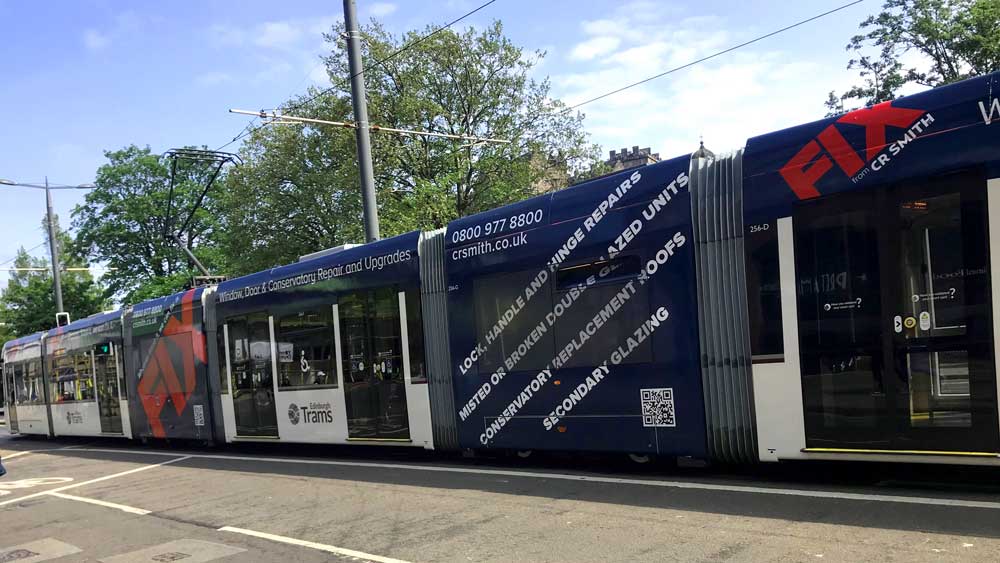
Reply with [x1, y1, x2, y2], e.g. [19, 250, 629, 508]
[222, 21, 603, 275]
[826, 0, 1000, 114]
[72, 145, 226, 303]
[0, 217, 106, 337]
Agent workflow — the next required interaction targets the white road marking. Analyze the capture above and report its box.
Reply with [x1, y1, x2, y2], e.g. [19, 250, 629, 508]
[0, 538, 83, 562]
[0, 455, 191, 507]
[100, 538, 246, 562]
[60, 447, 1000, 511]
[2, 450, 37, 460]
[47, 491, 151, 515]
[219, 526, 412, 563]
[0, 477, 75, 496]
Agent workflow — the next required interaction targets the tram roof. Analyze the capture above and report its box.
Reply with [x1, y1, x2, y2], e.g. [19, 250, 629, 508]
[445, 153, 693, 246]
[215, 230, 421, 298]
[45, 310, 122, 339]
[2, 332, 42, 352]
[130, 287, 205, 314]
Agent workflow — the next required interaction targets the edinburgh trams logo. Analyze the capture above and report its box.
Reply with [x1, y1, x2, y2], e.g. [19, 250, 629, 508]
[287, 402, 334, 425]
[781, 101, 935, 199]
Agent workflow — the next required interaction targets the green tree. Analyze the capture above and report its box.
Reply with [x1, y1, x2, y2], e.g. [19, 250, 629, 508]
[72, 145, 226, 303]
[828, 0, 1000, 112]
[0, 217, 106, 336]
[222, 20, 603, 275]
[0, 312, 15, 349]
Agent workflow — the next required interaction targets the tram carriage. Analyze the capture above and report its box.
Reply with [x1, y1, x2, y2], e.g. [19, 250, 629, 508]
[45, 311, 129, 438]
[3, 333, 47, 436]
[123, 288, 219, 442]
[4, 71, 1000, 465]
[212, 231, 434, 447]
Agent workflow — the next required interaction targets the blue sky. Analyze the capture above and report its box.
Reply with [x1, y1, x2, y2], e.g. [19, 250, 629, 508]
[0, 0, 880, 287]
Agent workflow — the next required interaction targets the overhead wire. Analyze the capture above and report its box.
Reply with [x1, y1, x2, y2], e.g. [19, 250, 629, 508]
[565, 0, 866, 112]
[216, 0, 500, 152]
[0, 241, 50, 268]
[220, 0, 863, 154]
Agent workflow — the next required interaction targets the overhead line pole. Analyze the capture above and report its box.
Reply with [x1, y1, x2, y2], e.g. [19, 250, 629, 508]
[343, 0, 380, 243]
[44, 177, 65, 315]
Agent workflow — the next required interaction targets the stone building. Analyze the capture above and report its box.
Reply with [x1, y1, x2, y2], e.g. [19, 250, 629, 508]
[606, 146, 660, 172]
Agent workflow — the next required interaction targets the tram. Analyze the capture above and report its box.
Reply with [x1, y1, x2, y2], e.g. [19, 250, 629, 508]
[4, 71, 1000, 465]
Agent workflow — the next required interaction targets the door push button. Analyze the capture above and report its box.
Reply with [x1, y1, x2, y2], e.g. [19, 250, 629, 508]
[919, 311, 931, 331]
[893, 316, 903, 333]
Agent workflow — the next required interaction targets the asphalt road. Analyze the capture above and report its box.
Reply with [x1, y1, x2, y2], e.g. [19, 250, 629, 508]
[3, 427, 1000, 562]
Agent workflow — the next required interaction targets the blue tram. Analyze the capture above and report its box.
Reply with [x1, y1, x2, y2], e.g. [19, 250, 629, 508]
[5, 72, 1000, 465]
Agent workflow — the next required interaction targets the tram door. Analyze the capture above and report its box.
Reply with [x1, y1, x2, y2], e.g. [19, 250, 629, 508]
[94, 343, 123, 434]
[795, 171, 999, 452]
[340, 288, 410, 440]
[4, 363, 18, 433]
[227, 314, 279, 437]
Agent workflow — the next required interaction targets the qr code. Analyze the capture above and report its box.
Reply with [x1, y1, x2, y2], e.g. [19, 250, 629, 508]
[641, 388, 676, 427]
[193, 405, 205, 427]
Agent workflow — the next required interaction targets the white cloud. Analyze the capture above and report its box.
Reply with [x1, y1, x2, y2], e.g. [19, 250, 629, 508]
[580, 19, 620, 36]
[569, 36, 621, 62]
[82, 29, 110, 51]
[256, 21, 303, 49]
[209, 17, 338, 50]
[369, 2, 398, 17]
[551, 2, 856, 161]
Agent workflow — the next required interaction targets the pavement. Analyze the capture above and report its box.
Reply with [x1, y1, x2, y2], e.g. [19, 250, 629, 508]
[3, 427, 1000, 562]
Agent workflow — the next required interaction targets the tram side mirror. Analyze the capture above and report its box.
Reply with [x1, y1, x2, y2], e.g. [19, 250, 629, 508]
[56, 312, 71, 327]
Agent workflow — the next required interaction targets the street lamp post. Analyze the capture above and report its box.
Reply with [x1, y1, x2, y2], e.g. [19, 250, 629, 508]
[0, 177, 95, 324]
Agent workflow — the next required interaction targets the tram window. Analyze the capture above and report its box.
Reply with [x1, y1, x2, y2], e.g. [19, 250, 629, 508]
[24, 359, 44, 405]
[115, 344, 127, 400]
[555, 256, 641, 289]
[248, 313, 272, 366]
[94, 345, 120, 402]
[552, 277, 652, 368]
[746, 221, 784, 358]
[51, 351, 96, 403]
[276, 309, 336, 389]
[1, 364, 8, 407]
[405, 289, 427, 384]
[372, 288, 404, 383]
[339, 293, 370, 384]
[338, 289, 405, 384]
[473, 269, 554, 374]
[12, 362, 25, 405]
[217, 328, 229, 393]
[227, 317, 251, 391]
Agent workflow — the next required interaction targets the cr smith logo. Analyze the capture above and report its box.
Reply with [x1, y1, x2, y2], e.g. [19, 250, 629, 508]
[780, 101, 933, 199]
